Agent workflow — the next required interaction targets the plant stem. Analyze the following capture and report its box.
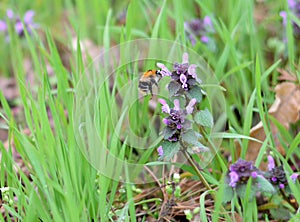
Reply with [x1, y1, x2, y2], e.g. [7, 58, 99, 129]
[181, 148, 212, 191]
[279, 188, 298, 211]
[180, 142, 228, 217]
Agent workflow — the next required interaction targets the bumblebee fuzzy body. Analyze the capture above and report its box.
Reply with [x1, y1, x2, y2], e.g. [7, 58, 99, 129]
[138, 69, 162, 96]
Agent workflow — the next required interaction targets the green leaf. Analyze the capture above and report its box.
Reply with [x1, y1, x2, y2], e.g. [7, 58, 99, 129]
[187, 85, 203, 102]
[195, 132, 203, 139]
[168, 81, 181, 97]
[181, 129, 202, 147]
[187, 145, 209, 154]
[270, 207, 291, 220]
[163, 127, 177, 140]
[256, 176, 275, 194]
[222, 184, 234, 203]
[195, 108, 213, 128]
[236, 184, 256, 199]
[236, 184, 246, 198]
[159, 141, 180, 161]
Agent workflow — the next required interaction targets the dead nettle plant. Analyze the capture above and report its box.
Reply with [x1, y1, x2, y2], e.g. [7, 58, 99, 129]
[156, 52, 213, 190]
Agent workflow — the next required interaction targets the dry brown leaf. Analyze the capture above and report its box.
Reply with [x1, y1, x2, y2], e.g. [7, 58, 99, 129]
[278, 69, 298, 82]
[236, 82, 300, 169]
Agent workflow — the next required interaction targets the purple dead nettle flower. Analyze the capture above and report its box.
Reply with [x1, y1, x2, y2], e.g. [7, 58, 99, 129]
[0, 20, 7, 32]
[157, 63, 172, 77]
[0, 9, 38, 40]
[268, 166, 288, 188]
[290, 173, 299, 183]
[170, 53, 202, 91]
[184, 16, 215, 45]
[157, 146, 164, 157]
[280, 0, 300, 36]
[266, 155, 299, 188]
[17, 10, 38, 36]
[266, 156, 287, 188]
[228, 159, 260, 188]
[267, 155, 275, 171]
[158, 98, 197, 142]
[229, 171, 239, 188]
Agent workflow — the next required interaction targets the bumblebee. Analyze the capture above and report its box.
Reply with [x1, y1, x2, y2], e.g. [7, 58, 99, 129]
[138, 69, 162, 96]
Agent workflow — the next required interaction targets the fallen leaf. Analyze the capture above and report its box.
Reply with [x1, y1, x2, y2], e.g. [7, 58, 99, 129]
[236, 82, 300, 169]
[278, 69, 298, 82]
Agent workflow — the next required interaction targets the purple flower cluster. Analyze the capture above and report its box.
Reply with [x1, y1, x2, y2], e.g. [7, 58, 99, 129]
[0, 9, 38, 41]
[268, 166, 288, 189]
[157, 53, 202, 93]
[155, 52, 207, 158]
[280, 0, 300, 36]
[184, 16, 215, 45]
[228, 159, 260, 188]
[158, 98, 197, 142]
[266, 155, 299, 189]
[228, 156, 299, 190]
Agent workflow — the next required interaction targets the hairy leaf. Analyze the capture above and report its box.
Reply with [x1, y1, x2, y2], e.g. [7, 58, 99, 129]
[158, 141, 180, 161]
[187, 85, 202, 102]
[168, 81, 181, 97]
[195, 108, 213, 128]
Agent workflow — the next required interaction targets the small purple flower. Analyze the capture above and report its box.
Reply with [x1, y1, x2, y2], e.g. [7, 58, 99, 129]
[279, 184, 285, 189]
[184, 16, 215, 45]
[200, 36, 209, 43]
[186, 98, 197, 114]
[0, 9, 38, 40]
[15, 21, 24, 35]
[158, 99, 170, 114]
[17, 10, 38, 36]
[187, 64, 197, 79]
[203, 16, 213, 31]
[163, 52, 202, 93]
[173, 62, 189, 75]
[251, 171, 258, 179]
[160, 99, 185, 132]
[157, 63, 172, 77]
[163, 118, 169, 125]
[24, 10, 35, 24]
[288, 0, 297, 8]
[227, 159, 260, 187]
[290, 173, 299, 183]
[168, 134, 179, 142]
[267, 165, 288, 188]
[182, 52, 189, 64]
[173, 99, 180, 111]
[229, 159, 255, 174]
[280, 11, 287, 26]
[167, 109, 185, 131]
[157, 146, 164, 157]
[267, 155, 275, 171]
[180, 74, 188, 89]
[7, 9, 14, 19]
[159, 98, 196, 142]
[229, 171, 239, 188]
[281, 0, 300, 36]
[0, 21, 7, 32]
